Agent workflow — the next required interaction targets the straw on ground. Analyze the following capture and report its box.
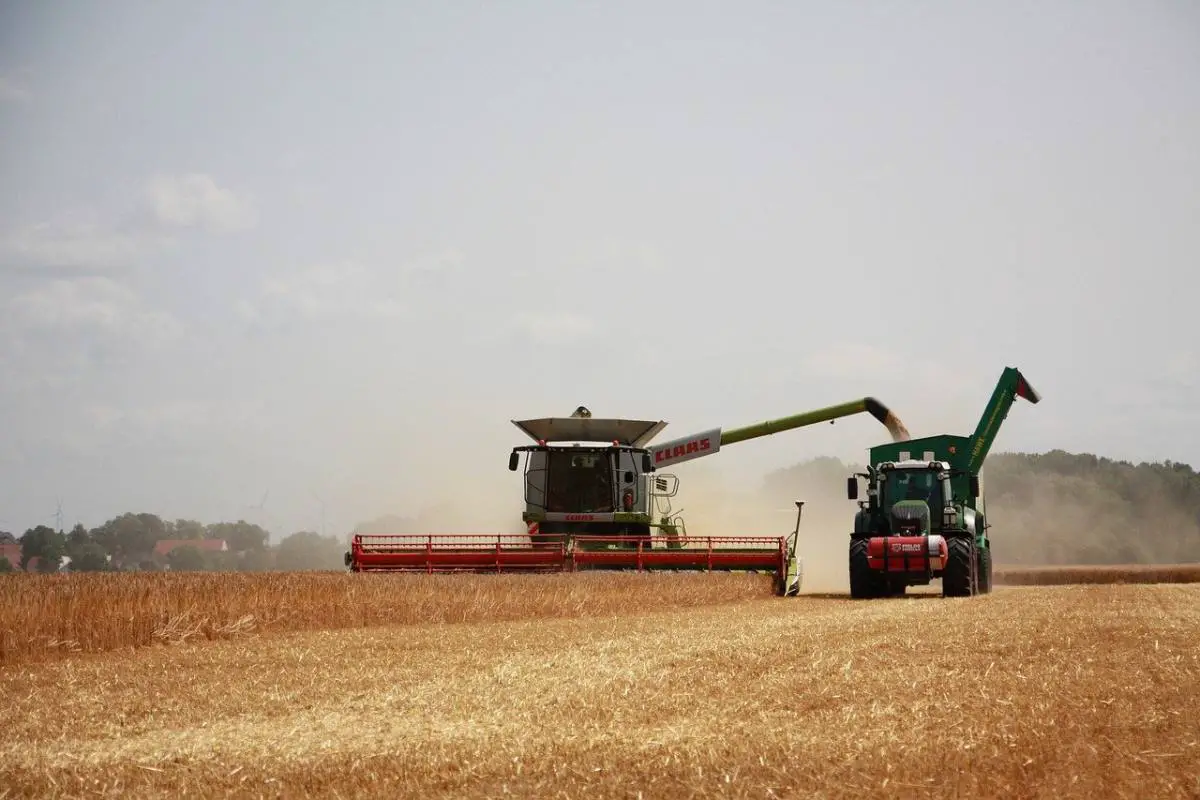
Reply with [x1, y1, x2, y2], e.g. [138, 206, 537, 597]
[0, 577, 1196, 798]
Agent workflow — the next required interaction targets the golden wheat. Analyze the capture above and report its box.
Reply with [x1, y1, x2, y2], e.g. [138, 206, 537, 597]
[0, 570, 775, 666]
[0, 582, 1196, 798]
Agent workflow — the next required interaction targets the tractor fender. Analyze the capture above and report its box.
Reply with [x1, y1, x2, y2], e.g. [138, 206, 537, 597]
[960, 506, 983, 539]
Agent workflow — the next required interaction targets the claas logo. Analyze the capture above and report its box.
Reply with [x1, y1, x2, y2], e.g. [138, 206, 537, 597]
[655, 438, 711, 463]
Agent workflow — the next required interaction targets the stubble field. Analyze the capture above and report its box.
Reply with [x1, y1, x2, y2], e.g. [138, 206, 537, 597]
[1, 569, 1198, 798]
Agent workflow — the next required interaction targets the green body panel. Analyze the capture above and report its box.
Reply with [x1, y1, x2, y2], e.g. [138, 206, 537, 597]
[721, 397, 907, 446]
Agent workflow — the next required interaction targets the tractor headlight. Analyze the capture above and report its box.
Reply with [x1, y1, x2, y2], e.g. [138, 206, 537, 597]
[942, 506, 957, 527]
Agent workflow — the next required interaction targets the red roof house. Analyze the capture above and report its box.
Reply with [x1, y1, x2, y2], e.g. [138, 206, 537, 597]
[0, 543, 23, 569]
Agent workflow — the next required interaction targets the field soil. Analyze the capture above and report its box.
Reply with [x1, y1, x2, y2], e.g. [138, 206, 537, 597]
[1, 576, 1197, 799]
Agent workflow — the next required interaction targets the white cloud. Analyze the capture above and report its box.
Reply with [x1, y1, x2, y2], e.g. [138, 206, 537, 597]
[2, 221, 173, 272]
[6, 277, 181, 341]
[240, 261, 408, 326]
[239, 249, 466, 328]
[511, 311, 596, 344]
[145, 173, 258, 233]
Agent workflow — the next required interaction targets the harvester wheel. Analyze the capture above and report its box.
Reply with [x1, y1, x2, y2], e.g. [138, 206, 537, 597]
[977, 545, 993, 594]
[849, 538, 882, 599]
[942, 536, 976, 598]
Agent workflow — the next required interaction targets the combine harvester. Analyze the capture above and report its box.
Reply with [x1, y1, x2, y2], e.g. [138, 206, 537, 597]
[845, 366, 1041, 599]
[347, 397, 912, 596]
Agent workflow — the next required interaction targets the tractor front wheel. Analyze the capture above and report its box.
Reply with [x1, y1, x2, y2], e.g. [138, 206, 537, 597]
[849, 538, 883, 599]
[942, 536, 977, 597]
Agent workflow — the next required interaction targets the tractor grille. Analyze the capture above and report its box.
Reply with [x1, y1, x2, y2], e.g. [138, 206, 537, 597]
[890, 500, 931, 536]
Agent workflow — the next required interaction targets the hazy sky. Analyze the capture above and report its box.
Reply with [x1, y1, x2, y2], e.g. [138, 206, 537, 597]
[2, 1, 1198, 538]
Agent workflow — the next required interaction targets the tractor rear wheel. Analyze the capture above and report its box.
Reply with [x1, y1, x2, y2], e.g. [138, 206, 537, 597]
[849, 538, 881, 599]
[942, 536, 977, 597]
[977, 545, 993, 594]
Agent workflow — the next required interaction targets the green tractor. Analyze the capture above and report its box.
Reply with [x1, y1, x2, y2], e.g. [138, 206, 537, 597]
[845, 367, 1041, 598]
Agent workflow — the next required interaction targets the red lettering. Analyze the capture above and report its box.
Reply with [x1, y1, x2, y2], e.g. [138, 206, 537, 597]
[653, 437, 714, 463]
[565, 514, 595, 521]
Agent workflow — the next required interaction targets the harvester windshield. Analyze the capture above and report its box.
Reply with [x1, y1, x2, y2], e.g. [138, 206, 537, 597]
[545, 449, 616, 513]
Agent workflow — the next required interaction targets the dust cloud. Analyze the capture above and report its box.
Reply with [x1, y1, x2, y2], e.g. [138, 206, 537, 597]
[664, 463, 861, 593]
[985, 468, 1200, 566]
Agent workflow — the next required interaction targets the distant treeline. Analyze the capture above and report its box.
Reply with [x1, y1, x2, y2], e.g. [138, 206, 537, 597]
[4, 450, 1199, 573]
[0, 514, 346, 574]
[762, 450, 1200, 565]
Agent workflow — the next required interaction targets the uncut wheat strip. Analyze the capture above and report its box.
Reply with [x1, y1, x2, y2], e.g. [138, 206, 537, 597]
[995, 563, 1200, 586]
[0, 571, 777, 667]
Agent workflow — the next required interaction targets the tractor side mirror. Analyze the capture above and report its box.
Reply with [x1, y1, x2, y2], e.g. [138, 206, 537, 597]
[642, 453, 654, 473]
[846, 476, 858, 500]
[623, 470, 634, 483]
[508, 452, 520, 471]
[969, 475, 980, 498]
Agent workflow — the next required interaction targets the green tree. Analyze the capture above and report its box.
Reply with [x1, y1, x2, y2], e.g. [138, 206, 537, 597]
[169, 519, 206, 540]
[64, 524, 91, 560]
[70, 544, 110, 572]
[21, 525, 65, 572]
[205, 520, 269, 552]
[0, 557, 12, 573]
[167, 545, 207, 571]
[238, 548, 274, 572]
[276, 531, 344, 571]
[90, 513, 168, 562]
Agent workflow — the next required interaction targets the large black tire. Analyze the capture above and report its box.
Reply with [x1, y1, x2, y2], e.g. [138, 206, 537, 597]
[849, 538, 883, 599]
[942, 536, 977, 597]
[977, 545, 993, 594]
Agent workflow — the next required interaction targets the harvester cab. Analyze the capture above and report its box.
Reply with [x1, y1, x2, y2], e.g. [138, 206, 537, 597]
[846, 366, 1040, 599]
[506, 412, 674, 546]
[346, 395, 914, 598]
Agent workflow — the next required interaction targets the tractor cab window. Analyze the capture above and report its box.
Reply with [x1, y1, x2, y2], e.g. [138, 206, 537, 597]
[885, 470, 942, 509]
[545, 450, 615, 513]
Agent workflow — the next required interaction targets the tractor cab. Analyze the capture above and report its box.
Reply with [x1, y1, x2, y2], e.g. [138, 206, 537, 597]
[849, 459, 969, 535]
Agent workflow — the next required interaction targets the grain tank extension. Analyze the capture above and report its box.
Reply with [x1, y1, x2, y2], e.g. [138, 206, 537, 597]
[845, 367, 1041, 598]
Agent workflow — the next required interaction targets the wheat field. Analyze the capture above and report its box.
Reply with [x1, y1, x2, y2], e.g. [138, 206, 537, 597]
[1, 570, 1197, 799]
